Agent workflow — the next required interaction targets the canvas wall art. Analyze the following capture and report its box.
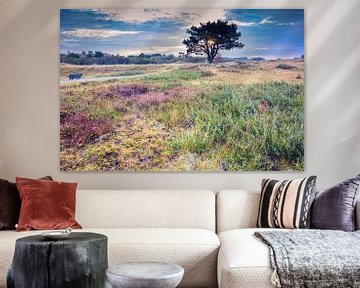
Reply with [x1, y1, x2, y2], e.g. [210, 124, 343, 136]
[60, 9, 304, 171]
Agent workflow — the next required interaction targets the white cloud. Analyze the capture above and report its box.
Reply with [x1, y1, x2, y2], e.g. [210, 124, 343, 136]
[95, 9, 170, 23]
[246, 46, 270, 51]
[94, 9, 227, 26]
[259, 17, 276, 25]
[241, 17, 298, 27]
[61, 29, 140, 39]
[246, 45, 299, 51]
[231, 20, 257, 27]
[231, 17, 278, 28]
[117, 46, 186, 56]
[61, 38, 78, 42]
[277, 22, 295, 26]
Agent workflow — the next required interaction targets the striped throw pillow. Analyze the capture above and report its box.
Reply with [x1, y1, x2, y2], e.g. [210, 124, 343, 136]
[257, 176, 317, 229]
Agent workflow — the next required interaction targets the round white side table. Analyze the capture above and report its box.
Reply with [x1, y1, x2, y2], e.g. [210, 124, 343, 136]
[106, 262, 184, 288]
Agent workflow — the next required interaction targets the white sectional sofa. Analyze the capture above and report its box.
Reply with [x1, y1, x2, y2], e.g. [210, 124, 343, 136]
[1, 189, 359, 288]
[0, 190, 219, 288]
[216, 190, 360, 288]
[216, 190, 273, 288]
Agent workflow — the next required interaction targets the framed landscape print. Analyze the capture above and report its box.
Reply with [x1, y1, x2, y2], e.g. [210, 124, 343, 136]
[60, 9, 304, 171]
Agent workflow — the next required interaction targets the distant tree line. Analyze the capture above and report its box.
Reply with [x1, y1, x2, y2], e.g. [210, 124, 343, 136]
[60, 51, 207, 65]
[60, 51, 304, 65]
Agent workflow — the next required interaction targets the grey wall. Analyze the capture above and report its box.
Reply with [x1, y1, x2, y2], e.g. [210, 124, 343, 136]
[0, 0, 359, 190]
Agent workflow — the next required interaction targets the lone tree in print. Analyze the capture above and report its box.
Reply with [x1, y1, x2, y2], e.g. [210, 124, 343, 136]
[183, 20, 244, 63]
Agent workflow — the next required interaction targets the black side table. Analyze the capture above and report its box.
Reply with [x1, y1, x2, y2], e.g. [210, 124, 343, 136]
[7, 232, 108, 288]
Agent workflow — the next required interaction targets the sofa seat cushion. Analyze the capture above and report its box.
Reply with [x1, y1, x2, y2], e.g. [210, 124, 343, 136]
[218, 228, 282, 288]
[0, 228, 219, 288]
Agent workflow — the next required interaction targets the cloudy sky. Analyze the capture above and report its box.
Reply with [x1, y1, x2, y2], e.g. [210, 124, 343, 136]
[60, 9, 304, 59]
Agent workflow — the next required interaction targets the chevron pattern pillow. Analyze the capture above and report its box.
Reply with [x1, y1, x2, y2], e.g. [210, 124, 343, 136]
[257, 176, 317, 229]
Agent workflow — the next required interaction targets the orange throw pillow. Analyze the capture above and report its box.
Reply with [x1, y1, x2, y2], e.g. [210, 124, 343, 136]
[16, 177, 82, 231]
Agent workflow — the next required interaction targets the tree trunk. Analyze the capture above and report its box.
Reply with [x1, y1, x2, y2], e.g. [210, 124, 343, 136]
[7, 232, 108, 288]
[207, 54, 215, 64]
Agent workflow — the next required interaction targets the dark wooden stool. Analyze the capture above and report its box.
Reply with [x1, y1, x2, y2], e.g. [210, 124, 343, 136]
[7, 232, 108, 288]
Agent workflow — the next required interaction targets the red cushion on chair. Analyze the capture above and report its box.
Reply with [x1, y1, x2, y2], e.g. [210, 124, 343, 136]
[16, 177, 82, 231]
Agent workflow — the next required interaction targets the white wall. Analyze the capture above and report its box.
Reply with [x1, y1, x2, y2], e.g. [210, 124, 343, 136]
[0, 0, 359, 190]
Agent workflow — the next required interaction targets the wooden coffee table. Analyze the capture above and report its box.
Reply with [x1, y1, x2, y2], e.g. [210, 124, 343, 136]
[7, 232, 108, 288]
[106, 262, 184, 288]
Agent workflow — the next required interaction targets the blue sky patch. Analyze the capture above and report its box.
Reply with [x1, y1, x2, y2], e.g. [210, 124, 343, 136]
[60, 9, 304, 59]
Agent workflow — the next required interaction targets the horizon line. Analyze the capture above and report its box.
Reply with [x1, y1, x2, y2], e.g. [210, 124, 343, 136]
[60, 51, 304, 61]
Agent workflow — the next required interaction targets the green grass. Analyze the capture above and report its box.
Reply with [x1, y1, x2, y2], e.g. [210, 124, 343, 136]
[168, 129, 211, 155]
[145, 68, 209, 81]
[60, 66, 304, 171]
[93, 71, 143, 78]
[86, 99, 121, 121]
[149, 81, 304, 171]
[143, 68, 211, 91]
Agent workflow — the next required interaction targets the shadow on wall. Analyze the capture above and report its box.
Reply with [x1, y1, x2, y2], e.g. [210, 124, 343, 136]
[308, 0, 360, 107]
[306, 0, 360, 163]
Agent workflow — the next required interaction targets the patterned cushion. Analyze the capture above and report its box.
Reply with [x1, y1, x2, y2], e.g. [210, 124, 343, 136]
[257, 176, 316, 229]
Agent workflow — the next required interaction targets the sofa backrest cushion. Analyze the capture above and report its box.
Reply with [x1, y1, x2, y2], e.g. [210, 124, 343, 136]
[216, 190, 260, 233]
[217, 190, 360, 232]
[76, 190, 216, 231]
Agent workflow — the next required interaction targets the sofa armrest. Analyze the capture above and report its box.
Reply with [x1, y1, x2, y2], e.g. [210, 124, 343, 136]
[356, 201, 360, 230]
